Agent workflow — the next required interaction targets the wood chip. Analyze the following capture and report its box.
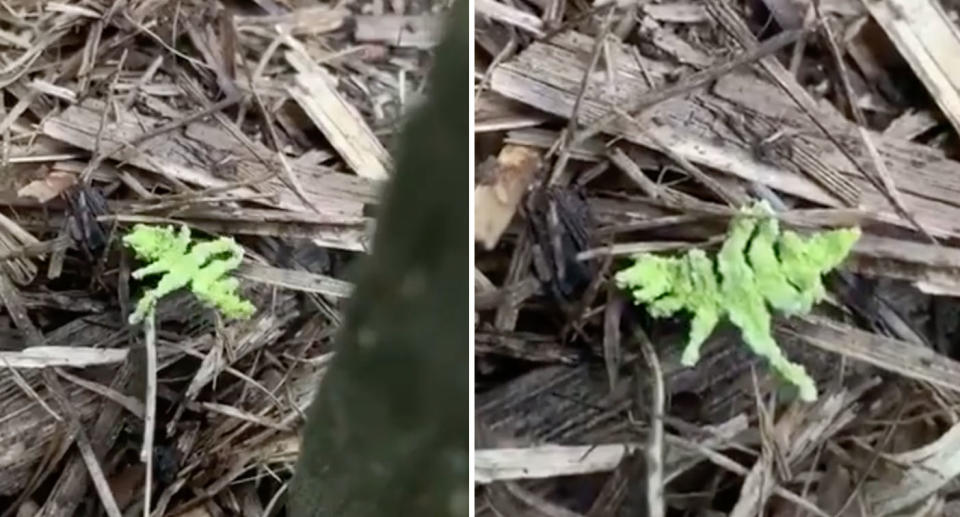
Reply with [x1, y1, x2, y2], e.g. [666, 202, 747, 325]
[865, 422, 960, 515]
[0, 347, 127, 368]
[642, 2, 709, 23]
[476, 444, 644, 483]
[781, 317, 960, 395]
[354, 15, 444, 48]
[475, 144, 541, 250]
[236, 263, 353, 298]
[234, 6, 349, 34]
[286, 51, 393, 180]
[490, 32, 960, 238]
[17, 171, 77, 203]
[640, 17, 712, 67]
[862, 0, 960, 138]
[883, 109, 940, 141]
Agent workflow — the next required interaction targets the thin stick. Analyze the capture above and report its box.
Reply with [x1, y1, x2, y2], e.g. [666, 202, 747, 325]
[80, 48, 127, 184]
[636, 329, 664, 517]
[832, 401, 906, 516]
[141, 308, 157, 517]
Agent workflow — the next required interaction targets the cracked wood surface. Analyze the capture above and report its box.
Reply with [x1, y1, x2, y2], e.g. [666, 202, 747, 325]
[488, 31, 960, 238]
[41, 99, 381, 251]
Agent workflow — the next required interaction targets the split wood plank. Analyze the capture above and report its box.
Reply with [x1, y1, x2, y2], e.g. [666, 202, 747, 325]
[285, 51, 393, 180]
[0, 311, 132, 495]
[705, 0, 859, 205]
[40, 99, 379, 251]
[488, 31, 960, 239]
[476, 92, 551, 132]
[236, 263, 354, 299]
[476, 331, 795, 447]
[855, 233, 960, 270]
[862, 0, 960, 138]
[475, 0, 544, 37]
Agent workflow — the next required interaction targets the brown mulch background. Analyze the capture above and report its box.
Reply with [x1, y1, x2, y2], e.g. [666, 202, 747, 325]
[0, 0, 450, 515]
[475, 0, 960, 515]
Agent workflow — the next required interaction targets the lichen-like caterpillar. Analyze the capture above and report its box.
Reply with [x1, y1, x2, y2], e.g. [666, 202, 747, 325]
[123, 224, 256, 324]
[615, 201, 860, 401]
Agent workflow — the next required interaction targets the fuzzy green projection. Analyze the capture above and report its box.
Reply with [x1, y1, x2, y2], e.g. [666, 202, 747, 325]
[123, 224, 255, 324]
[615, 202, 860, 401]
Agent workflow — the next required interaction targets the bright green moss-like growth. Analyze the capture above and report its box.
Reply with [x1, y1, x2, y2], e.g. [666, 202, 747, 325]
[123, 224, 256, 324]
[615, 202, 860, 401]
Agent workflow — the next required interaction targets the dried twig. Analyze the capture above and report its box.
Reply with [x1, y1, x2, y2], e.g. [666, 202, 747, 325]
[635, 329, 664, 517]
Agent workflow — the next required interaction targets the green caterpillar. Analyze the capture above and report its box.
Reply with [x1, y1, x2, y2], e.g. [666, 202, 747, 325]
[615, 201, 860, 401]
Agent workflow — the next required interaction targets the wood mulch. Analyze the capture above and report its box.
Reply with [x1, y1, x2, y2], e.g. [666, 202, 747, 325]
[0, 0, 448, 514]
[475, 0, 960, 515]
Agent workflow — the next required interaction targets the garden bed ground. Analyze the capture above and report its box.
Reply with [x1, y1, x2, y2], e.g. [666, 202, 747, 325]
[474, 0, 960, 515]
[0, 0, 444, 514]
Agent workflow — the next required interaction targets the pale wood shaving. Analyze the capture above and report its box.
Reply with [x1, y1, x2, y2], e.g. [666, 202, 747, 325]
[0, 347, 127, 368]
[236, 263, 354, 298]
